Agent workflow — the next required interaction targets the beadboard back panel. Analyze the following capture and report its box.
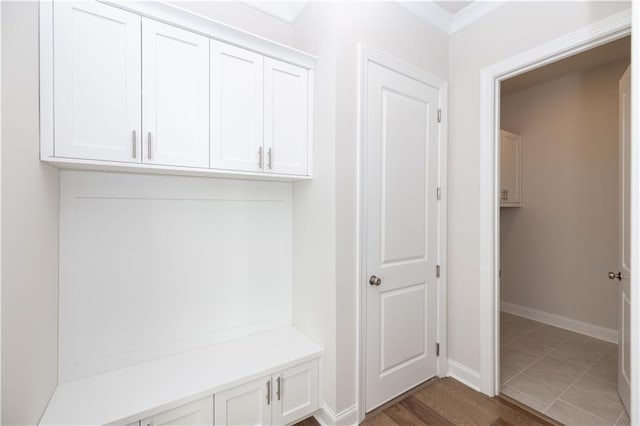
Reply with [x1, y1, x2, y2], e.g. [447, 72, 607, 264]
[59, 171, 292, 382]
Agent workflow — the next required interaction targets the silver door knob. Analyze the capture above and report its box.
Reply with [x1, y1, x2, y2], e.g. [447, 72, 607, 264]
[369, 275, 382, 286]
[608, 271, 622, 281]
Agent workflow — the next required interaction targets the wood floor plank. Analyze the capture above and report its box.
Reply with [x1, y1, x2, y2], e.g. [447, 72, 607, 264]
[398, 395, 454, 425]
[293, 377, 555, 426]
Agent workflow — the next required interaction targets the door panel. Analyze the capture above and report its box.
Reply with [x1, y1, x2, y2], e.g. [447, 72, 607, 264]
[365, 61, 440, 411]
[210, 41, 264, 172]
[272, 360, 319, 425]
[141, 396, 213, 426]
[53, 2, 141, 162]
[264, 58, 309, 176]
[214, 376, 271, 426]
[142, 19, 209, 168]
[618, 65, 631, 413]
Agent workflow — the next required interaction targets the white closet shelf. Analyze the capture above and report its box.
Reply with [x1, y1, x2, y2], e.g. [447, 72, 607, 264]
[39, 326, 323, 425]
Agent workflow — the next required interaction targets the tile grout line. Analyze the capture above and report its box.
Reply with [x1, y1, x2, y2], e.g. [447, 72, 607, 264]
[550, 346, 623, 422]
[501, 324, 577, 410]
[501, 315, 620, 422]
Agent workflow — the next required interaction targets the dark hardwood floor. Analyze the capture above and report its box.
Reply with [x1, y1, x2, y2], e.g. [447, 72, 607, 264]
[295, 378, 558, 425]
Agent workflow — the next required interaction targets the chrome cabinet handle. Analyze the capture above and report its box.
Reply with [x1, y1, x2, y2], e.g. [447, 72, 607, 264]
[608, 271, 622, 281]
[258, 146, 263, 169]
[132, 130, 137, 158]
[369, 275, 381, 286]
[147, 132, 152, 160]
[266, 379, 271, 405]
[276, 376, 281, 401]
[267, 148, 272, 169]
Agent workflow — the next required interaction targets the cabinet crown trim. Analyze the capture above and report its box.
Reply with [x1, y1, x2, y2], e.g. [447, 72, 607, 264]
[102, 1, 317, 68]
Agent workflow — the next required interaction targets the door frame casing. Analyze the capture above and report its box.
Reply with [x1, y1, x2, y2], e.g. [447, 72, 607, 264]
[478, 7, 634, 415]
[356, 44, 448, 423]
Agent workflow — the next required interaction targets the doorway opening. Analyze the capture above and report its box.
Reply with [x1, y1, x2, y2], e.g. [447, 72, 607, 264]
[497, 37, 631, 425]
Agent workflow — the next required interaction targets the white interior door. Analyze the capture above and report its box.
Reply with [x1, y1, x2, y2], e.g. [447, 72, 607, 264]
[264, 58, 309, 176]
[53, 1, 141, 163]
[210, 41, 264, 172]
[617, 65, 631, 414]
[365, 61, 440, 411]
[142, 19, 209, 168]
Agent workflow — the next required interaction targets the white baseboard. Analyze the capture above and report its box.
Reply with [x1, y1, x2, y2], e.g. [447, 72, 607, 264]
[501, 301, 618, 344]
[314, 403, 358, 426]
[447, 359, 481, 391]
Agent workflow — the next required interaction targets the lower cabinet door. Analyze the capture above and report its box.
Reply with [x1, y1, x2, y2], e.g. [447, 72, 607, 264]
[272, 360, 319, 425]
[141, 396, 213, 426]
[215, 376, 272, 426]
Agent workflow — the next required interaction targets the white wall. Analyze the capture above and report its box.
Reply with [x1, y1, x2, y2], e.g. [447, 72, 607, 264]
[58, 172, 293, 382]
[500, 59, 629, 331]
[293, 2, 448, 418]
[448, 1, 631, 376]
[1, 1, 60, 424]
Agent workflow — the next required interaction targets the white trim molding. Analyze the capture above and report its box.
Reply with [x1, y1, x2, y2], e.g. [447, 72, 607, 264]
[447, 360, 482, 392]
[356, 44, 448, 423]
[314, 404, 358, 426]
[501, 302, 618, 344]
[397, 1, 508, 35]
[478, 5, 632, 406]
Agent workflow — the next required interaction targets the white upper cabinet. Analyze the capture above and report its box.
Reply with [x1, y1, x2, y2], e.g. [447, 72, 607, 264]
[264, 58, 310, 176]
[53, 2, 141, 163]
[42, 1, 314, 180]
[500, 130, 522, 207]
[210, 41, 264, 172]
[142, 19, 210, 168]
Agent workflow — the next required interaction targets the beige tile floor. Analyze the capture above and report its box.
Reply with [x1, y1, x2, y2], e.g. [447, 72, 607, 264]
[500, 312, 630, 426]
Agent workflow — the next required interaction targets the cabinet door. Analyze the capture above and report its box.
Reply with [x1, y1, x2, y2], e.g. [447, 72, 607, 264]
[500, 130, 522, 207]
[142, 19, 209, 168]
[140, 396, 213, 426]
[53, 2, 141, 162]
[210, 41, 264, 172]
[272, 360, 319, 425]
[264, 58, 309, 176]
[215, 376, 271, 426]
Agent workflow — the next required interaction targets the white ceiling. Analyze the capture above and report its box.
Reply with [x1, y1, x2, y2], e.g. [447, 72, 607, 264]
[502, 36, 631, 95]
[242, 1, 506, 34]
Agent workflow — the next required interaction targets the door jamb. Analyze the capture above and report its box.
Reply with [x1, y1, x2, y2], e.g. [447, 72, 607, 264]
[356, 44, 448, 423]
[478, 7, 633, 407]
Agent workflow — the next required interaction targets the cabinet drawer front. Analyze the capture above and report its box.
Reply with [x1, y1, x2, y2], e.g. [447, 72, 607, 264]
[142, 19, 209, 168]
[210, 41, 264, 172]
[215, 376, 272, 426]
[273, 359, 319, 425]
[53, 1, 141, 163]
[141, 396, 214, 426]
[264, 58, 309, 176]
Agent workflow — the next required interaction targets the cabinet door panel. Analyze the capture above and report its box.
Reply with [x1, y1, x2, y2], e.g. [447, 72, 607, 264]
[500, 130, 522, 207]
[264, 58, 309, 176]
[272, 360, 319, 425]
[142, 19, 209, 168]
[141, 396, 213, 426]
[210, 41, 264, 172]
[53, 2, 141, 162]
[215, 376, 271, 426]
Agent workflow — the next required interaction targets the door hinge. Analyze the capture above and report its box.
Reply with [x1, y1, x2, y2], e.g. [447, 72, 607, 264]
[437, 109, 442, 123]
[437, 186, 442, 200]
[436, 343, 440, 356]
[436, 264, 441, 278]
